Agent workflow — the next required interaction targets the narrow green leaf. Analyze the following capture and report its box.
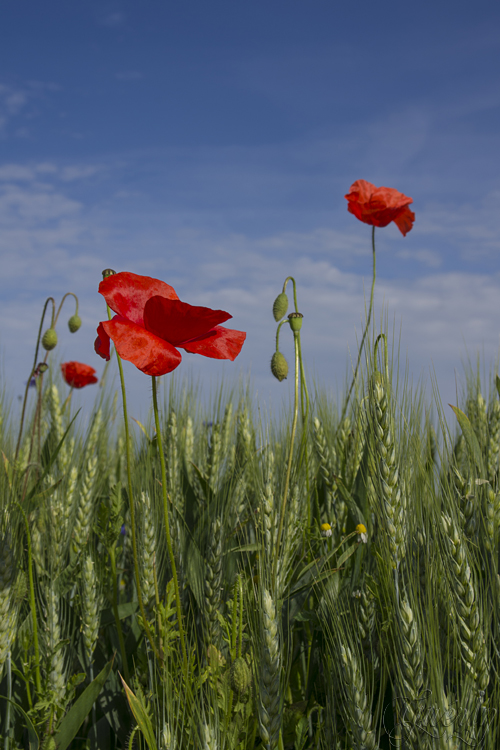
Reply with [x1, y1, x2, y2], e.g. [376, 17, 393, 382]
[0, 697, 39, 749]
[496, 375, 500, 399]
[119, 674, 159, 750]
[332, 475, 366, 527]
[53, 659, 113, 750]
[449, 405, 485, 475]
[228, 542, 260, 553]
[336, 542, 359, 568]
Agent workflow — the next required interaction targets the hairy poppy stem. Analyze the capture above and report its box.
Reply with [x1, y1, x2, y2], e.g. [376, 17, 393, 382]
[273, 329, 300, 590]
[14, 297, 54, 465]
[339, 225, 376, 429]
[151, 375, 188, 670]
[109, 306, 162, 663]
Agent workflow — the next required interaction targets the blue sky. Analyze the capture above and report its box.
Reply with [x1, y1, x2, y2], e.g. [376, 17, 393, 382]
[1, 0, 500, 423]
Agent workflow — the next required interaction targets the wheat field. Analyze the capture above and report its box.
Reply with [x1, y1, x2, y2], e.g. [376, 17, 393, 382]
[1, 330, 500, 750]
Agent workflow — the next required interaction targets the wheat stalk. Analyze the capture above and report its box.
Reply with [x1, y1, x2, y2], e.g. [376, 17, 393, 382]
[338, 642, 377, 750]
[81, 554, 101, 663]
[257, 588, 282, 750]
[441, 513, 489, 692]
[0, 537, 17, 679]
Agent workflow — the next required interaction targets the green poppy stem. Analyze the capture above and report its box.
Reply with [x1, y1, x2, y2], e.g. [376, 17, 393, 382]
[151, 375, 188, 670]
[339, 225, 377, 428]
[273, 329, 300, 590]
[110, 306, 161, 663]
[14, 297, 55, 464]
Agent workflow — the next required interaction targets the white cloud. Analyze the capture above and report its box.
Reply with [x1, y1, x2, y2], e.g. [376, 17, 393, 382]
[1, 155, 499, 423]
[0, 81, 59, 138]
[60, 165, 102, 182]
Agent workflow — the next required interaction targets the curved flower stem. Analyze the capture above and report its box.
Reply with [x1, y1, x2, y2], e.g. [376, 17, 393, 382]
[14, 297, 55, 464]
[283, 276, 299, 313]
[273, 330, 300, 590]
[275, 319, 288, 352]
[52, 291, 78, 328]
[151, 375, 187, 670]
[109, 307, 161, 663]
[16, 502, 41, 695]
[296, 333, 311, 524]
[338, 226, 377, 429]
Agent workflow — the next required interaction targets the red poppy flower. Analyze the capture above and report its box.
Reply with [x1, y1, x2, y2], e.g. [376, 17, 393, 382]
[345, 180, 415, 236]
[94, 272, 246, 377]
[61, 361, 98, 389]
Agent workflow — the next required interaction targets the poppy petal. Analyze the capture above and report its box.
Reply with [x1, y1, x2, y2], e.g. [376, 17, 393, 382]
[61, 361, 98, 388]
[344, 179, 376, 205]
[345, 180, 414, 234]
[101, 316, 182, 376]
[98, 272, 180, 327]
[95, 322, 111, 361]
[143, 296, 232, 346]
[393, 207, 416, 236]
[181, 325, 246, 360]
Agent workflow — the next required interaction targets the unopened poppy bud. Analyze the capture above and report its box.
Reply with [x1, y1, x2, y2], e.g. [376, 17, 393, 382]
[102, 268, 116, 279]
[272, 292, 289, 322]
[288, 312, 303, 332]
[68, 314, 81, 333]
[271, 351, 288, 381]
[34, 362, 49, 377]
[41, 328, 58, 351]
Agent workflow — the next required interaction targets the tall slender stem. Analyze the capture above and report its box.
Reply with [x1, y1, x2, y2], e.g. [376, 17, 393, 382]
[273, 330, 300, 589]
[151, 375, 187, 669]
[111, 314, 161, 662]
[339, 226, 377, 428]
[14, 297, 55, 463]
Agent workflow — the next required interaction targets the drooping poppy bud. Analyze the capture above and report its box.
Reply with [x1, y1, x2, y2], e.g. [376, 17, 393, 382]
[34, 362, 49, 376]
[288, 312, 303, 332]
[68, 314, 82, 333]
[41, 328, 58, 351]
[271, 351, 288, 381]
[272, 292, 289, 322]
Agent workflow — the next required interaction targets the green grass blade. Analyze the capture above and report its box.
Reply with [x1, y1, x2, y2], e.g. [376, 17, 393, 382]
[53, 659, 113, 750]
[119, 674, 159, 750]
[449, 404, 486, 475]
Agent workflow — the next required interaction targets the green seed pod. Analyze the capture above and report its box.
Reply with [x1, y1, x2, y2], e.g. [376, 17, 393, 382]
[41, 328, 58, 351]
[68, 314, 82, 333]
[288, 312, 303, 332]
[271, 351, 288, 381]
[102, 268, 116, 279]
[35, 362, 49, 375]
[230, 657, 252, 696]
[272, 292, 289, 322]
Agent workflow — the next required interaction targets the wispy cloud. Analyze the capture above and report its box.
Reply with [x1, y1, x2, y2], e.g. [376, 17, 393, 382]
[0, 81, 59, 139]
